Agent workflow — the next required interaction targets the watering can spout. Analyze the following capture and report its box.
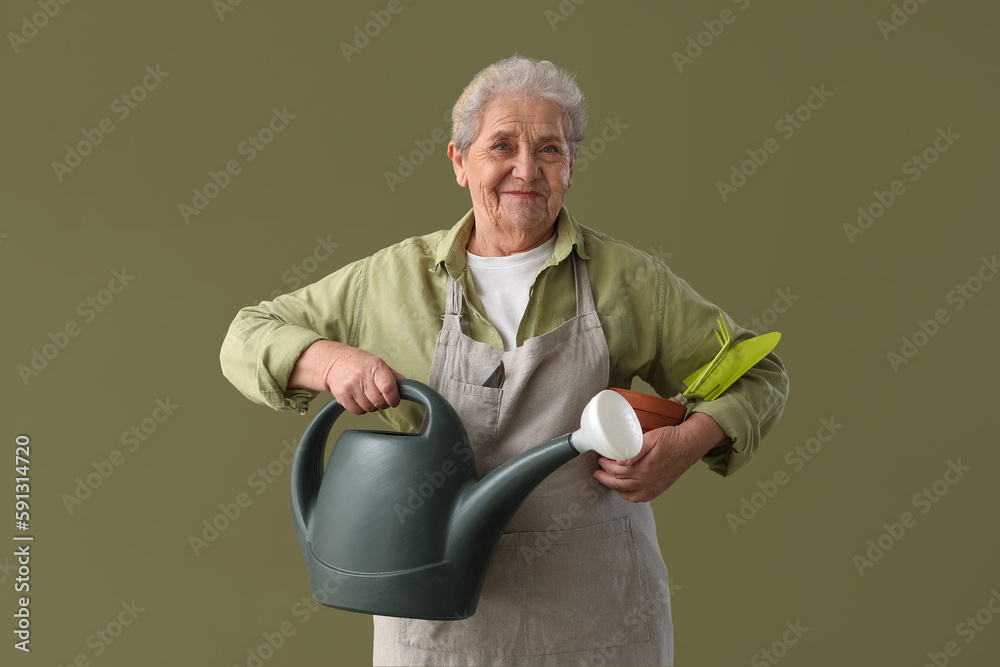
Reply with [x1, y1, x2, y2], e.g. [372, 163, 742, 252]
[449, 434, 578, 558]
[448, 390, 643, 564]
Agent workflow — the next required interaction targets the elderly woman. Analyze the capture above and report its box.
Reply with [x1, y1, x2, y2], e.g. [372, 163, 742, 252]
[221, 55, 787, 666]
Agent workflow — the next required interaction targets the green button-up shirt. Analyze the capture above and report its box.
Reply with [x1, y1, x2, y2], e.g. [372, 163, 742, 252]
[220, 206, 788, 476]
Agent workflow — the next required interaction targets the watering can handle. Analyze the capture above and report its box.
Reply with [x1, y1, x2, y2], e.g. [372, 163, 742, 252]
[290, 379, 456, 541]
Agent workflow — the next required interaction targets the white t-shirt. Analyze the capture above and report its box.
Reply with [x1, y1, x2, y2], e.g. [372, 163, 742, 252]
[465, 236, 557, 351]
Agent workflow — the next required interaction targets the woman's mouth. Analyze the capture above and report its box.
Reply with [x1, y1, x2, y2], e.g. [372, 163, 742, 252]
[501, 191, 543, 199]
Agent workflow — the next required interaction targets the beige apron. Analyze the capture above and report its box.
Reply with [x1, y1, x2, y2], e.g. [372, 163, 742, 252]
[373, 253, 673, 666]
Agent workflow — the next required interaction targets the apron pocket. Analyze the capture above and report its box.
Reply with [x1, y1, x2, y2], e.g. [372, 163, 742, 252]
[516, 515, 651, 654]
[438, 377, 501, 473]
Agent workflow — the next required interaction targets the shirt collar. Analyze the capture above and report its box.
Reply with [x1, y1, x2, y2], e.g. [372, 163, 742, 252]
[433, 205, 589, 278]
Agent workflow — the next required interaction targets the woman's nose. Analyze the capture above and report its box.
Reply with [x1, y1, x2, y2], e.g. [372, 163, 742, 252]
[511, 150, 541, 182]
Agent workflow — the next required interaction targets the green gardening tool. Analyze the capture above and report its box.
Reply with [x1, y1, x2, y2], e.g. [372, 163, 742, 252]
[678, 327, 781, 403]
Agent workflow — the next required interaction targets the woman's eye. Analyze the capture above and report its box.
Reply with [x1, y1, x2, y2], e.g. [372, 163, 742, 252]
[493, 142, 510, 151]
[541, 145, 558, 153]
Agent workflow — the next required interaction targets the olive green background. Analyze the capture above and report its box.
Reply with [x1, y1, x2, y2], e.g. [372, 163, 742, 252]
[2, 0, 998, 665]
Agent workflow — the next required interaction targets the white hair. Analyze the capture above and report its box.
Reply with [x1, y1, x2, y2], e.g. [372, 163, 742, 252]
[450, 54, 588, 156]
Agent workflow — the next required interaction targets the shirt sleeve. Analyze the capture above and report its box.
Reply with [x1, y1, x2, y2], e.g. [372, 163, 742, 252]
[643, 263, 789, 477]
[219, 256, 368, 413]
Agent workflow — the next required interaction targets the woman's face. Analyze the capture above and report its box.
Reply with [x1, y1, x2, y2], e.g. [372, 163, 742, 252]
[448, 97, 574, 246]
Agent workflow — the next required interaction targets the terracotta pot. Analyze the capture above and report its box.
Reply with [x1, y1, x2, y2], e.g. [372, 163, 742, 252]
[608, 387, 687, 433]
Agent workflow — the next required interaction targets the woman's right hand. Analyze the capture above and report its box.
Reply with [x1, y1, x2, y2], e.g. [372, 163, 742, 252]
[288, 340, 404, 415]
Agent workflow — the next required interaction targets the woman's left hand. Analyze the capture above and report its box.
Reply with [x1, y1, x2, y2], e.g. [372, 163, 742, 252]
[593, 412, 732, 503]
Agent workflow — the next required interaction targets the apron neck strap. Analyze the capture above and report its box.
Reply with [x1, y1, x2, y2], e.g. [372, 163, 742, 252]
[442, 271, 469, 335]
[572, 252, 597, 318]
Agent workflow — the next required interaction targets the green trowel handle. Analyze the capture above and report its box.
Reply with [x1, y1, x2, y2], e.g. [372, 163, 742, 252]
[290, 379, 458, 543]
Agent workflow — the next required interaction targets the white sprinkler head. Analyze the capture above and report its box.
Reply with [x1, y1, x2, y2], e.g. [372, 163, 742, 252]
[572, 390, 642, 460]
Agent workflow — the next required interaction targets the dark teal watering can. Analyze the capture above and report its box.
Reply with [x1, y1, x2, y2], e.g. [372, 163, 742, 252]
[291, 379, 640, 620]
